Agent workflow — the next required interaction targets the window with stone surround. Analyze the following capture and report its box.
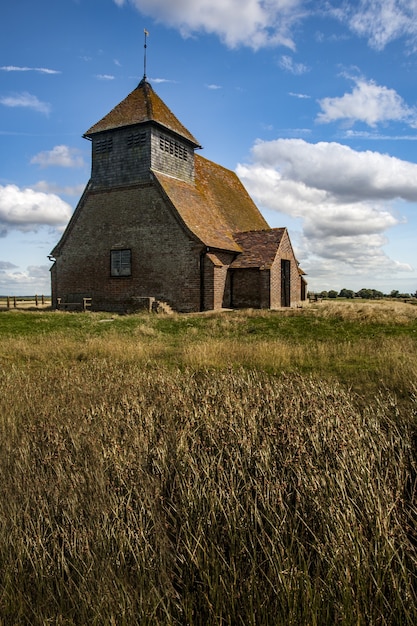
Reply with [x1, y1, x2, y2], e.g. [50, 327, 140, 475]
[111, 249, 131, 277]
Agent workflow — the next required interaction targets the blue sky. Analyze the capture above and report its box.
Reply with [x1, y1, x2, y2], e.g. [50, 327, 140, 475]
[1, 0, 417, 295]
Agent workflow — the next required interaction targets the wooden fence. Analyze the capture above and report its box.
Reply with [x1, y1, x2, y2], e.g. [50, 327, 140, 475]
[0, 295, 50, 309]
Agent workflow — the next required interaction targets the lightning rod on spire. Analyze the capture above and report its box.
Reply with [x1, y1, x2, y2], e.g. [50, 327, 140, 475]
[143, 28, 149, 80]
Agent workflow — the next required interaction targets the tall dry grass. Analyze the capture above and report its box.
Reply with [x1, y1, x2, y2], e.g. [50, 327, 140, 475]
[0, 357, 416, 624]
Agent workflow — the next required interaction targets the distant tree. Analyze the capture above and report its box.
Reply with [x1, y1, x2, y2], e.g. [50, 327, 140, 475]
[356, 288, 384, 299]
[390, 290, 399, 298]
[339, 288, 355, 298]
[328, 290, 338, 298]
[318, 291, 328, 298]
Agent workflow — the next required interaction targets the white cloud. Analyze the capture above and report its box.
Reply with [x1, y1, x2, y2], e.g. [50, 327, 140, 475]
[0, 265, 51, 293]
[237, 138, 416, 282]
[0, 185, 72, 235]
[95, 74, 115, 80]
[0, 261, 18, 270]
[33, 181, 86, 196]
[30, 145, 85, 169]
[0, 92, 51, 114]
[150, 77, 177, 84]
[116, 0, 307, 49]
[0, 65, 60, 74]
[278, 55, 309, 74]
[317, 78, 417, 127]
[249, 138, 417, 201]
[337, 0, 417, 51]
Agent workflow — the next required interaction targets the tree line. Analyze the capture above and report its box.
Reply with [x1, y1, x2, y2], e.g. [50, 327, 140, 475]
[313, 288, 417, 300]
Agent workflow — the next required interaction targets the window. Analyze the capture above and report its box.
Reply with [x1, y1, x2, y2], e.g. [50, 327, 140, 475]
[127, 132, 146, 148]
[111, 249, 131, 277]
[159, 134, 188, 161]
[95, 136, 113, 153]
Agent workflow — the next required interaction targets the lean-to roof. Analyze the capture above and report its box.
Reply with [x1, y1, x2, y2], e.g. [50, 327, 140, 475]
[84, 79, 200, 146]
[230, 229, 286, 268]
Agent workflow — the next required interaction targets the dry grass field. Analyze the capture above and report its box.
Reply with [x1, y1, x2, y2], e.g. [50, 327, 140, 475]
[0, 300, 416, 624]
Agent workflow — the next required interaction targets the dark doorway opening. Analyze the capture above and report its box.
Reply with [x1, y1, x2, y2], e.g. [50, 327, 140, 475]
[281, 259, 291, 307]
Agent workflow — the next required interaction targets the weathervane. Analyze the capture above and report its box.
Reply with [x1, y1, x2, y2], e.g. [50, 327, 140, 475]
[143, 28, 149, 80]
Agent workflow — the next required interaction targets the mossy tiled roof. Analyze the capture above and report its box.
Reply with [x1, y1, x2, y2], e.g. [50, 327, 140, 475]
[230, 229, 286, 268]
[153, 154, 270, 252]
[84, 79, 200, 146]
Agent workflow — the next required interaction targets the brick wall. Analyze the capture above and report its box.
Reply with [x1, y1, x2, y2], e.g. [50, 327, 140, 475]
[274, 229, 304, 307]
[202, 251, 234, 310]
[54, 184, 204, 312]
[231, 269, 262, 308]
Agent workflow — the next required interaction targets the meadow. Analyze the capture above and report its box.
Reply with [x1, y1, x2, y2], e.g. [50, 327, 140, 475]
[0, 301, 416, 624]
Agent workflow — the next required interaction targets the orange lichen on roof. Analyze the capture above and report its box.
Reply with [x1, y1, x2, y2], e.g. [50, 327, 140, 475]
[195, 156, 269, 234]
[153, 169, 241, 251]
[153, 154, 270, 252]
[84, 79, 200, 146]
[230, 229, 286, 268]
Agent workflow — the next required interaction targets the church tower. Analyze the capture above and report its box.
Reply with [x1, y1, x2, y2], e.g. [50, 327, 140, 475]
[83, 78, 201, 189]
[50, 40, 305, 313]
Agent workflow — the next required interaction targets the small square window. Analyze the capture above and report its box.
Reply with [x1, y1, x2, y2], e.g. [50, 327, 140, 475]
[111, 249, 131, 277]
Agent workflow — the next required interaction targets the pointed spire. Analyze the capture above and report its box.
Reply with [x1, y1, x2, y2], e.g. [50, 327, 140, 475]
[83, 79, 201, 147]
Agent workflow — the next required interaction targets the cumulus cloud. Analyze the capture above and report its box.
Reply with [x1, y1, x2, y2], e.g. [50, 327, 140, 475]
[33, 181, 86, 196]
[337, 0, 417, 51]
[0, 261, 18, 271]
[114, 0, 306, 49]
[30, 145, 85, 169]
[0, 264, 51, 292]
[0, 185, 72, 235]
[237, 138, 415, 281]
[0, 92, 51, 114]
[249, 138, 417, 202]
[317, 78, 417, 128]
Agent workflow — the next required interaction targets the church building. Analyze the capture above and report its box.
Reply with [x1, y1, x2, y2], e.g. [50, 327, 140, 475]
[50, 76, 306, 313]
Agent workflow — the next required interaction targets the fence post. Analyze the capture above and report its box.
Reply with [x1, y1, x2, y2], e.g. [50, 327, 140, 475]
[7, 296, 10, 309]
[35, 294, 38, 306]
[13, 296, 16, 308]
[42, 295, 45, 305]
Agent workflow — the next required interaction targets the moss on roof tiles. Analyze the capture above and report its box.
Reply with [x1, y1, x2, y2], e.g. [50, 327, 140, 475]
[195, 156, 269, 234]
[230, 229, 286, 268]
[153, 155, 270, 252]
[84, 79, 200, 146]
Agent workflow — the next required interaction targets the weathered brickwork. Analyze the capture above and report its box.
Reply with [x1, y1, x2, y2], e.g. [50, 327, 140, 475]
[274, 229, 304, 307]
[53, 185, 204, 312]
[51, 78, 307, 312]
